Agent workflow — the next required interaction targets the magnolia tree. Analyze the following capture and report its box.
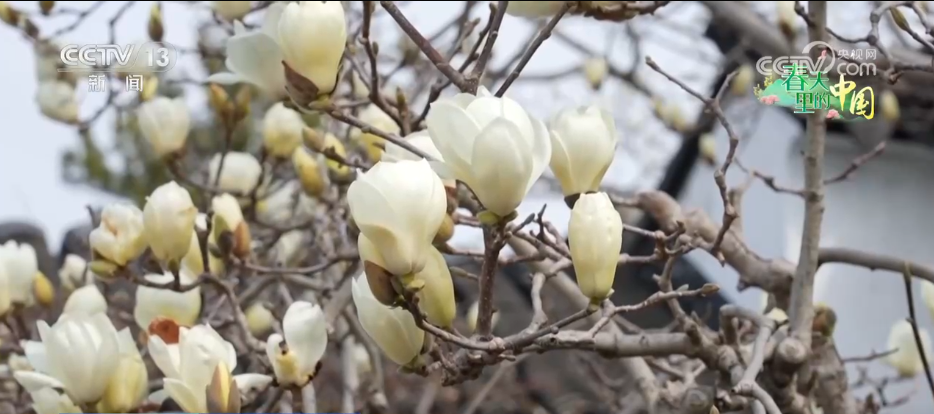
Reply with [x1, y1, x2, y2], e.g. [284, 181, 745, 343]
[2, 1, 934, 414]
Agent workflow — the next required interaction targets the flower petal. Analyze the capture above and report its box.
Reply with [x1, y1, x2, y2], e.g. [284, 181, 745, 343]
[163, 378, 204, 413]
[225, 31, 286, 96]
[470, 118, 534, 216]
[13, 371, 64, 393]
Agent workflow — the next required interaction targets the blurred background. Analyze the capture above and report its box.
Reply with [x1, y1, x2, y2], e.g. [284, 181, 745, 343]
[2, 1, 934, 413]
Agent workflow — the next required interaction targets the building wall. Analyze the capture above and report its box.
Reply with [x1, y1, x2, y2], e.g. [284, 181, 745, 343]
[684, 103, 934, 414]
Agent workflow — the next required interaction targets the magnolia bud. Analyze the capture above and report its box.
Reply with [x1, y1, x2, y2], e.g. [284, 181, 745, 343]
[812, 303, 837, 338]
[208, 83, 232, 119]
[63, 284, 107, 316]
[568, 193, 622, 305]
[148, 3, 164, 42]
[305, 129, 354, 180]
[0, 2, 19, 26]
[885, 319, 932, 377]
[352, 71, 370, 99]
[699, 134, 718, 166]
[467, 300, 499, 333]
[39, 1, 54, 15]
[890, 7, 912, 33]
[731, 64, 754, 96]
[33, 272, 54, 307]
[583, 57, 609, 90]
[98, 330, 147, 413]
[922, 281, 934, 323]
[212, 1, 252, 22]
[433, 214, 455, 245]
[293, 146, 328, 197]
[59, 254, 93, 292]
[548, 105, 618, 198]
[143, 181, 198, 268]
[245, 303, 275, 336]
[205, 361, 240, 413]
[880, 89, 900, 123]
[137, 96, 190, 158]
[263, 103, 306, 158]
[352, 105, 400, 163]
[399, 35, 420, 64]
[212, 193, 251, 259]
[140, 76, 159, 102]
[278, 1, 347, 97]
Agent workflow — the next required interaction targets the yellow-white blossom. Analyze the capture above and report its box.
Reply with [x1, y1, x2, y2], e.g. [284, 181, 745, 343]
[59, 254, 93, 292]
[134, 269, 202, 330]
[137, 96, 191, 158]
[143, 181, 198, 266]
[352, 104, 401, 162]
[0, 241, 39, 305]
[426, 86, 551, 218]
[266, 301, 328, 386]
[347, 159, 447, 276]
[263, 102, 306, 158]
[351, 273, 424, 366]
[885, 319, 932, 377]
[89, 203, 147, 267]
[208, 152, 264, 196]
[212, 1, 252, 21]
[548, 105, 618, 197]
[62, 284, 107, 317]
[36, 80, 79, 124]
[381, 129, 456, 188]
[568, 192, 623, 303]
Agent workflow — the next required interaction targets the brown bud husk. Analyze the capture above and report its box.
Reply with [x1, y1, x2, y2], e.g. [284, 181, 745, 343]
[0, 2, 20, 26]
[812, 304, 837, 338]
[148, 3, 164, 42]
[39, 1, 54, 15]
[34, 272, 55, 307]
[364, 261, 398, 307]
[283, 62, 321, 108]
[232, 222, 252, 259]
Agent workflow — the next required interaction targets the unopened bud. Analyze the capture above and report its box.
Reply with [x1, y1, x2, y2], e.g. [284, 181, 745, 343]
[351, 71, 370, 99]
[433, 214, 455, 244]
[39, 1, 54, 15]
[205, 361, 240, 413]
[148, 3, 164, 42]
[233, 85, 252, 122]
[140, 76, 159, 101]
[467, 300, 499, 333]
[33, 272, 55, 307]
[399, 35, 420, 64]
[699, 134, 717, 166]
[208, 83, 232, 119]
[0, 2, 20, 26]
[812, 303, 837, 337]
[890, 7, 912, 33]
[293, 146, 328, 197]
[731, 64, 754, 96]
[89, 260, 119, 279]
[880, 89, 900, 122]
[245, 303, 274, 336]
[583, 57, 609, 90]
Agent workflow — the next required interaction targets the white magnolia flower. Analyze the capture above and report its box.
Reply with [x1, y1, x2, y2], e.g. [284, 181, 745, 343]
[22, 387, 81, 414]
[137, 96, 191, 158]
[36, 80, 79, 124]
[212, 1, 252, 21]
[352, 104, 401, 162]
[381, 130, 455, 187]
[359, 236, 455, 328]
[351, 273, 424, 366]
[134, 269, 202, 330]
[880, 89, 900, 122]
[426, 86, 551, 218]
[505, 1, 567, 18]
[278, 1, 347, 93]
[583, 57, 609, 89]
[266, 301, 328, 386]
[148, 324, 272, 413]
[208, 1, 347, 97]
[59, 254, 94, 292]
[14, 313, 120, 404]
[62, 284, 107, 317]
[143, 181, 198, 265]
[292, 146, 328, 197]
[886, 319, 932, 377]
[568, 193, 623, 303]
[98, 328, 148, 413]
[89, 203, 148, 266]
[549, 106, 618, 197]
[0, 241, 39, 305]
[208, 152, 264, 196]
[347, 159, 447, 276]
[263, 102, 306, 158]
